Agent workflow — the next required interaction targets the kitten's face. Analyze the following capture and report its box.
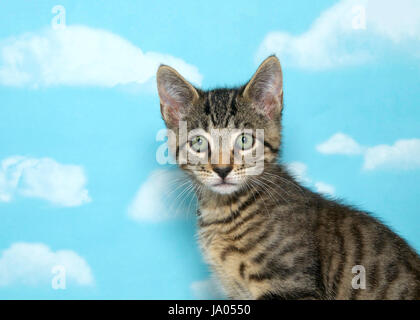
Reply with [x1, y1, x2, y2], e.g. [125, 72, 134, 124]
[176, 115, 265, 194]
[157, 56, 283, 195]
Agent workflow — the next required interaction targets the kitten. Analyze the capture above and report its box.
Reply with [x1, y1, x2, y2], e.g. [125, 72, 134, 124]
[156, 56, 420, 300]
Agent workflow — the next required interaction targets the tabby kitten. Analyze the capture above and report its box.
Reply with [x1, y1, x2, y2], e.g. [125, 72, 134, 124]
[156, 56, 420, 300]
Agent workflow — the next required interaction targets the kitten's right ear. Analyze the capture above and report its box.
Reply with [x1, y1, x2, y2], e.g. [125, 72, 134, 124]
[242, 55, 283, 120]
[156, 65, 199, 128]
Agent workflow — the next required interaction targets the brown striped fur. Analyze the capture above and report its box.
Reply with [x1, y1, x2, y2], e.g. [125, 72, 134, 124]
[156, 56, 420, 300]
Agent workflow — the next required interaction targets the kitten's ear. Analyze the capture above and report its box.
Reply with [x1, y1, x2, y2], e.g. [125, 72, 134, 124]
[156, 65, 199, 127]
[242, 55, 283, 119]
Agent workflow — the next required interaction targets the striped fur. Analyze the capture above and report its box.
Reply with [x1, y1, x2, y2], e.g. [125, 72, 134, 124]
[156, 56, 420, 300]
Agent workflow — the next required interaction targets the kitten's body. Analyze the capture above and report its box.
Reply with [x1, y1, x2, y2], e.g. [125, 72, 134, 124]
[156, 56, 420, 300]
[198, 162, 420, 299]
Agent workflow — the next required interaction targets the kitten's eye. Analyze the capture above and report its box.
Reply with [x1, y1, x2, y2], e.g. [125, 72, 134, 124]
[235, 133, 254, 150]
[190, 135, 209, 153]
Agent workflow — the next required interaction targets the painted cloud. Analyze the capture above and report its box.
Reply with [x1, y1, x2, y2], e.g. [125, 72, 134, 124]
[190, 278, 226, 300]
[286, 161, 335, 196]
[317, 133, 420, 170]
[257, 0, 420, 69]
[0, 242, 93, 287]
[0, 25, 202, 89]
[128, 169, 198, 223]
[363, 139, 420, 170]
[0, 156, 90, 206]
[316, 132, 365, 155]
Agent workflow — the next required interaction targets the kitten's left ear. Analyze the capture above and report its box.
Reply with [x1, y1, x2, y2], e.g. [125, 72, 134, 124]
[156, 65, 199, 128]
[242, 55, 283, 119]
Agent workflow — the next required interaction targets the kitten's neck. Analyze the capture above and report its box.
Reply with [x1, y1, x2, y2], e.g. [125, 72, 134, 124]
[198, 186, 251, 209]
[196, 163, 307, 223]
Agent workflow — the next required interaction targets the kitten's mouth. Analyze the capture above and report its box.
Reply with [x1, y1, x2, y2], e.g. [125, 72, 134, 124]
[212, 182, 236, 187]
[210, 182, 239, 194]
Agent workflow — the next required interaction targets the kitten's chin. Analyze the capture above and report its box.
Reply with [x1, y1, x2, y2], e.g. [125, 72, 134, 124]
[209, 183, 240, 195]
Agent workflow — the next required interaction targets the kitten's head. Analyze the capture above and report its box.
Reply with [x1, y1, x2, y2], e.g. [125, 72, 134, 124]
[156, 56, 283, 195]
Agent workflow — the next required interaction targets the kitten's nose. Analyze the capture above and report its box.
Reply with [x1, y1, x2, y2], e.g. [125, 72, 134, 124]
[213, 166, 233, 179]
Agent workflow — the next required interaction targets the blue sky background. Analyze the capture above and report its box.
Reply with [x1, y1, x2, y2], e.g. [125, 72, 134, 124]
[0, 0, 419, 299]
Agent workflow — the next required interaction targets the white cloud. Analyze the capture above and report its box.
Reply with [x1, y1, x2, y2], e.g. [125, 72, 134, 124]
[257, 0, 420, 69]
[317, 133, 420, 171]
[367, 0, 420, 43]
[316, 132, 365, 155]
[0, 156, 90, 206]
[363, 139, 420, 170]
[286, 161, 312, 184]
[0, 242, 93, 287]
[190, 278, 226, 300]
[286, 161, 335, 196]
[0, 25, 202, 89]
[128, 169, 196, 223]
[315, 182, 336, 196]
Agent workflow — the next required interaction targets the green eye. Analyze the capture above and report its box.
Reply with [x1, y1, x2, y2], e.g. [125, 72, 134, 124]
[190, 135, 208, 153]
[235, 133, 254, 150]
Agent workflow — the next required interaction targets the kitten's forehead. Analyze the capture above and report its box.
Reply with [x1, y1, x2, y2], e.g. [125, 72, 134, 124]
[203, 89, 239, 129]
[185, 88, 258, 131]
